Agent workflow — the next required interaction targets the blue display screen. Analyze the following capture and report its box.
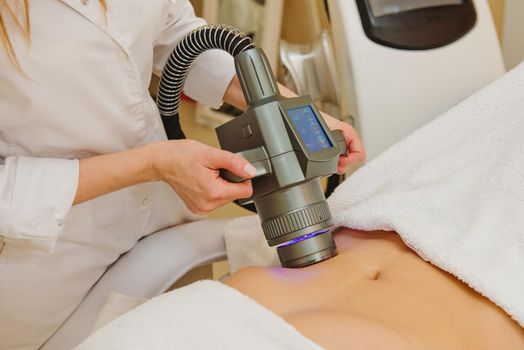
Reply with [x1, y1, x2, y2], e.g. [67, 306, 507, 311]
[287, 106, 332, 152]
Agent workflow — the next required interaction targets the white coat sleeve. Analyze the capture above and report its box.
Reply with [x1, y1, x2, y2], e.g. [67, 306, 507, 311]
[0, 156, 79, 252]
[152, 0, 236, 109]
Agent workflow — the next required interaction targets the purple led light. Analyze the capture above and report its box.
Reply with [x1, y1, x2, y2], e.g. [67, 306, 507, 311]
[279, 229, 329, 247]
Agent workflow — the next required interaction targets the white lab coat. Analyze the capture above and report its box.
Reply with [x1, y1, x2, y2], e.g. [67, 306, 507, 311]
[0, 0, 236, 348]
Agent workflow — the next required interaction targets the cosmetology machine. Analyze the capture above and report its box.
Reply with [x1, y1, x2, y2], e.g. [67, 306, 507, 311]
[286, 0, 505, 160]
[280, 31, 341, 120]
[157, 25, 347, 268]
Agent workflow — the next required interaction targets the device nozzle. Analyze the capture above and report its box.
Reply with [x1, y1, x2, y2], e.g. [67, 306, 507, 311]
[276, 230, 338, 268]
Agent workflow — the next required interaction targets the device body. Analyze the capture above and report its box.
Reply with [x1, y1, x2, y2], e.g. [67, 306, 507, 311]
[155, 25, 345, 268]
[328, 0, 505, 160]
[216, 48, 346, 268]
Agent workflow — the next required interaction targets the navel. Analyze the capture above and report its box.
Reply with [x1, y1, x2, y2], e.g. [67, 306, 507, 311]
[369, 270, 381, 281]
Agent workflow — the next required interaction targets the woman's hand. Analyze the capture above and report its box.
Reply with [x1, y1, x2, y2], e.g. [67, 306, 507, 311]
[152, 140, 256, 214]
[320, 112, 366, 174]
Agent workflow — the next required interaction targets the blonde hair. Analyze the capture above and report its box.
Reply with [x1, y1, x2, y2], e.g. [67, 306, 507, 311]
[0, 0, 106, 73]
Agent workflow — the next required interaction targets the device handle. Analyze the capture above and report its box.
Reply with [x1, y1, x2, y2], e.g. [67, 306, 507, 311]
[220, 146, 272, 183]
[221, 130, 346, 183]
[331, 129, 348, 156]
[235, 49, 280, 107]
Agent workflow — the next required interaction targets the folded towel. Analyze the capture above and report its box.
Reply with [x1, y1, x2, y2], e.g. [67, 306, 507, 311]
[76, 280, 320, 350]
[225, 216, 277, 273]
[225, 63, 524, 327]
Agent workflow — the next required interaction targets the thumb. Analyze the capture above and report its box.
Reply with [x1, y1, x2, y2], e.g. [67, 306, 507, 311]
[208, 149, 257, 179]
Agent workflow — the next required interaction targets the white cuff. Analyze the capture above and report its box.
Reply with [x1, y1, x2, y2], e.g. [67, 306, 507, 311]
[0, 156, 79, 252]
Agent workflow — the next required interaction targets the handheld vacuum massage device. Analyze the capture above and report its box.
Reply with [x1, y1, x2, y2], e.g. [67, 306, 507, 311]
[156, 25, 347, 268]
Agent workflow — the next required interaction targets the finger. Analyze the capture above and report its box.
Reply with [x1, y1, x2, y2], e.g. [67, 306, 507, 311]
[207, 149, 257, 179]
[187, 204, 208, 215]
[324, 116, 366, 163]
[346, 142, 366, 163]
[187, 196, 227, 215]
[337, 155, 350, 174]
[215, 179, 253, 201]
[182, 196, 210, 215]
[341, 126, 366, 163]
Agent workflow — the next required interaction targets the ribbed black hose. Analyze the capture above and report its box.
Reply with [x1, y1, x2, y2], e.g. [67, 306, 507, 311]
[157, 25, 255, 139]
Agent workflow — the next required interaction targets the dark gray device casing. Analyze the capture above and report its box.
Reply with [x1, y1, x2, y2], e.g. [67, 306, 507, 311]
[216, 48, 346, 265]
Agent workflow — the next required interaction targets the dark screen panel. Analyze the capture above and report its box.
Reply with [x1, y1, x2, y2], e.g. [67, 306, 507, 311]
[368, 0, 463, 17]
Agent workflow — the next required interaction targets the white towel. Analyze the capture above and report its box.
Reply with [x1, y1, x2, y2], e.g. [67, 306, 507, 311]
[225, 215, 278, 273]
[76, 280, 320, 350]
[226, 63, 524, 327]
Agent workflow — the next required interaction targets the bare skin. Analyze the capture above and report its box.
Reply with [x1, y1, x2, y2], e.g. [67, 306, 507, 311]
[225, 229, 524, 349]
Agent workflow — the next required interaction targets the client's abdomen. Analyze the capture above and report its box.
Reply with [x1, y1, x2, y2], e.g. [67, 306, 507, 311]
[225, 229, 524, 349]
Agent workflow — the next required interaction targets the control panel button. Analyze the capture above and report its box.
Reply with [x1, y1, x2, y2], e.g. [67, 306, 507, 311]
[242, 125, 253, 138]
